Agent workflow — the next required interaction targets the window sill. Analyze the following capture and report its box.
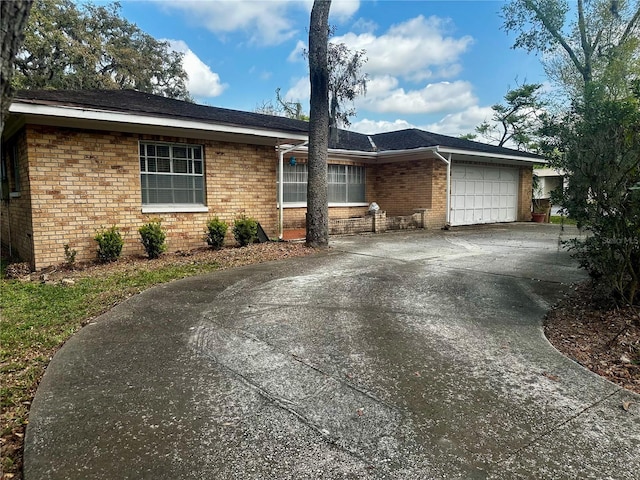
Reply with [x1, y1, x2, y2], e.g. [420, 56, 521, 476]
[280, 202, 369, 208]
[329, 203, 369, 208]
[9, 192, 21, 199]
[142, 204, 208, 214]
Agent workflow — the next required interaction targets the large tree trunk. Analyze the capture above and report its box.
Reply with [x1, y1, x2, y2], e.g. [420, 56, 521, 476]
[306, 0, 331, 247]
[1, 0, 33, 136]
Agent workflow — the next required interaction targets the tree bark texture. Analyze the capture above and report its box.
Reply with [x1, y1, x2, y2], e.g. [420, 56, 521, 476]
[1, 0, 33, 136]
[306, 0, 331, 247]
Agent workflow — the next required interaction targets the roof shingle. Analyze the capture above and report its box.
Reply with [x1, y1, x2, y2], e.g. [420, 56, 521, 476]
[14, 89, 541, 159]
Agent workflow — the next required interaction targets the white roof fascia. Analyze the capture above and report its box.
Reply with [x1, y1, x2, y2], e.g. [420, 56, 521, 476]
[279, 145, 441, 161]
[261, 144, 541, 164]
[278, 144, 378, 161]
[375, 146, 440, 158]
[9, 102, 309, 142]
[437, 146, 545, 164]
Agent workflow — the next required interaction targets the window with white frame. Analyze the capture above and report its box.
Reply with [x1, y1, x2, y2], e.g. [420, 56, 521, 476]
[283, 163, 308, 203]
[282, 163, 365, 205]
[139, 142, 204, 206]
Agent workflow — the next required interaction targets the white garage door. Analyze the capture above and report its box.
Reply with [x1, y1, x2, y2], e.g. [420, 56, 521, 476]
[450, 165, 519, 226]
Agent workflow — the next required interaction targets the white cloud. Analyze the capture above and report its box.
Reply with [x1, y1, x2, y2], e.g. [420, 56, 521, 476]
[423, 105, 494, 137]
[333, 15, 473, 82]
[329, 0, 361, 22]
[163, 1, 298, 46]
[284, 75, 476, 122]
[364, 74, 399, 97]
[349, 118, 416, 134]
[351, 17, 378, 34]
[350, 105, 495, 138]
[284, 77, 310, 103]
[168, 40, 227, 98]
[163, 0, 359, 46]
[359, 80, 477, 115]
[288, 40, 306, 63]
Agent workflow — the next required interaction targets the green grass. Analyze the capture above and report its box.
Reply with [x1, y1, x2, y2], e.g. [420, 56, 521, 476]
[549, 215, 578, 225]
[0, 261, 221, 446]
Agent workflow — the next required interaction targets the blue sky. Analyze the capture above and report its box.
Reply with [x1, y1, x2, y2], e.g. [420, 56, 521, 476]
[117, 0, 547, 137]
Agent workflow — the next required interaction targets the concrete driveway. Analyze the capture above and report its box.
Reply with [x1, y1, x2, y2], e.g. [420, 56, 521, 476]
[25, 224, 639, 479]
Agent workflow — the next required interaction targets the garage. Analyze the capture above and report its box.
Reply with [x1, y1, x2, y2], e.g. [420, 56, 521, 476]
[450, 164, 519, 226]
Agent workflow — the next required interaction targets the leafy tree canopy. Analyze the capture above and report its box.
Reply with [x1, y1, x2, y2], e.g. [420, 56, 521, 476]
[255, 88, 309, 121]
[326, 41, 367, 129]
[304, 33, 368, 130]
[504, 1, 640, 305]
[13, 0, 191, 100]
[543, 85, 640, 303]
[503, 0, 640, 98]
[472, 82, 546, 151]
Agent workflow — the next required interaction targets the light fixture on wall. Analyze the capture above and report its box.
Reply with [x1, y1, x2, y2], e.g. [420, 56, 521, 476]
[288, 156, 296, 166]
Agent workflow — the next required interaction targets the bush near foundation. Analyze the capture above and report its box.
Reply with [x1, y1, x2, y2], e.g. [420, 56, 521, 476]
[233, 215, 258, 247]
[94, 226, 123, 262]
[139, 220, 167, 259]
[205, 217, 228, 249]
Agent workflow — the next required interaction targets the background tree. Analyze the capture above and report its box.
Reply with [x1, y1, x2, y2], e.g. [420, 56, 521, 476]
[326, 41, 367, 131]
[503, 0, 640, 98]
[14, 0, 190, 100]
[304, 34, 368, 137]
[544, 85, 640, 304]
[1, 0, 33, 136]
[504, 0, 640, 304]
[306, 0, 331, 248]
[255, 88, 309, 120]
[472, 82, 545, 150]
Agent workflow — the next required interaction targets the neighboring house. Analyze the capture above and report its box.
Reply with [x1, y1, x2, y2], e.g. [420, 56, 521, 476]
[1, 90, 542, 270]
[534, 168, 566, 215]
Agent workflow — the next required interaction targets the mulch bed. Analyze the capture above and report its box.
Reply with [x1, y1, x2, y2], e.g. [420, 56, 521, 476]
[544, 283, 640, 396]
[21, 241, 315, 283]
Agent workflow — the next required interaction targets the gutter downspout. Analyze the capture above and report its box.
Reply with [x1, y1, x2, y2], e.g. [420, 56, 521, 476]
[432, 149, 452, 226]
[277, 141, 308, 240]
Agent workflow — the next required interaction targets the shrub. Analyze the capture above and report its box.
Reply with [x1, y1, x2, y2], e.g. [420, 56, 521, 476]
[205, 217, 228, 249]
[139, 220, 167, 259]
[233, 215, 258, 247]
[547, 88, 640, 305]
[63, 244, 77, 266]
[94, 226, 124, 262]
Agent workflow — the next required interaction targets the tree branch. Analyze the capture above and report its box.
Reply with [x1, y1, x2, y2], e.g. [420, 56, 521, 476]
[526, 0, 587, 81]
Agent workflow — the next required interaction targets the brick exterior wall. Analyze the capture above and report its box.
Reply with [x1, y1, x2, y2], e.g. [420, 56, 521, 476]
[369, 159, 432, 215]
[284, 206, 369, 229]
[369, 158, 448, 229]
[6, 125, 280, 269]
[1, 123, 536, 270]
[518, 166, 533, 222]
[284, 158, 450, 231]
[425, 160, 448, 228]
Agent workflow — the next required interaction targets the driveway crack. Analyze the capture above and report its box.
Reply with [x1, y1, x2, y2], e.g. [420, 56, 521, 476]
[495, 387, 622, 465]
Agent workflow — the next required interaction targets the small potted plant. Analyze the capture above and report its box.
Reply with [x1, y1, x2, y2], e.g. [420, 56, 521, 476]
[531, 201, 548, 222]
[531, 173, 548, 222]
